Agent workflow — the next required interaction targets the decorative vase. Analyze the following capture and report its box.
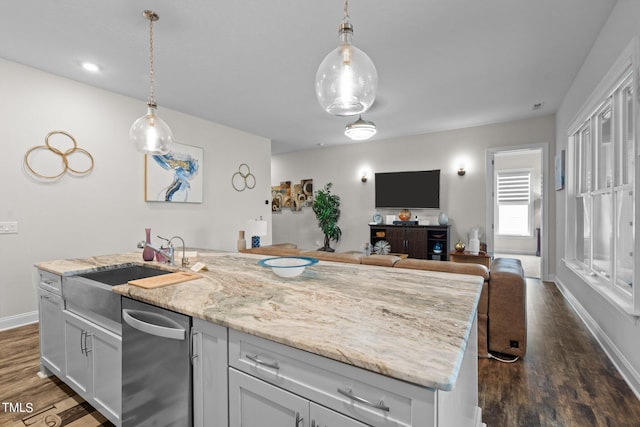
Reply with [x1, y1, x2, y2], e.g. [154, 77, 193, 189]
[142, 228, 154, 261]
[156, 247, 167, 263]
[454, 240, 466, 252]
[438, 212, 448, 225]
[399, 209, 411, 221]
[237, 230, 246, 252]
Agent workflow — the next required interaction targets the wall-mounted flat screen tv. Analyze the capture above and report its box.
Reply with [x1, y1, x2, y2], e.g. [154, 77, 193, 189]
[375, 170, 440, 209]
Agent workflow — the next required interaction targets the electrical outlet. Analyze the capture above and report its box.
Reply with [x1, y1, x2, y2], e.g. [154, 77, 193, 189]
[0, 221, 18, 234]
[510, 340, 519, 349]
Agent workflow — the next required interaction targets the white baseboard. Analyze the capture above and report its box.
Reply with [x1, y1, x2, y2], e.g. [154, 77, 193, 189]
[554, 277, 640, 400]
[0, 311, 38, 331]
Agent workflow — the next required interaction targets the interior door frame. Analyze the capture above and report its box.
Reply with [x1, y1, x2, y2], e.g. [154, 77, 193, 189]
[485, 142, 549, 280]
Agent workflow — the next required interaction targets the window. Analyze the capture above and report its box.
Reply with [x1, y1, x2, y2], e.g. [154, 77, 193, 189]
[566, 39, 637, 314]
[497, 171, 532, 236]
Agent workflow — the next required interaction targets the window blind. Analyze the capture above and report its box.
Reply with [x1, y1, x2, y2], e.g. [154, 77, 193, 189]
[497, 172, 531, 203]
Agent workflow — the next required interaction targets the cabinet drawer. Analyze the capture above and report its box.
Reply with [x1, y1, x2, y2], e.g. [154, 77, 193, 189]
[229, 330, 435, 427]
[38, 270, 62, 295]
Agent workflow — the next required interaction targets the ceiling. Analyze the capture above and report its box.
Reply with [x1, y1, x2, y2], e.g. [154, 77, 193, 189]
[0, 1, 617, 154]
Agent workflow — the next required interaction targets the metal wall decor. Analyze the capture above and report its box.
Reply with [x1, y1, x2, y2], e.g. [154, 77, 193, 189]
[232, 163, 256, 191]
[24, 130, 94, 180]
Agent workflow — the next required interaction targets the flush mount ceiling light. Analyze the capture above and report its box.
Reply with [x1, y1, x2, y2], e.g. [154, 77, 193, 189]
[315, 0, 378, 116]
[345, 115, 376, 141]
[130, 10, 173, 155]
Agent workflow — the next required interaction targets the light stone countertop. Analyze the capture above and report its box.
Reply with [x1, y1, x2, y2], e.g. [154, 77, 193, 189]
[37, 251, 483, 391]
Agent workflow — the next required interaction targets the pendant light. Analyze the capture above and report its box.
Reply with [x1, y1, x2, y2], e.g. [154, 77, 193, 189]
[315, 0, 378, 116]
[130, 10, 173, 155]
[345, 115, 376, 140]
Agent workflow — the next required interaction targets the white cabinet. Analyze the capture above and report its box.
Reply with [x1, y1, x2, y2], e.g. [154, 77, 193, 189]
[38, 288, 65, 376]
[63, 310, 121, 426]
[192, 318, 228, 427]
[228, 323, 482, 427]
[64, 311, 91, 395]
[229, 330, 433, 427]
[37, 270, 65, 377]
[311, 402, 370, 427]
[229, 369, 307, 426]
[229, 369, 370, 427]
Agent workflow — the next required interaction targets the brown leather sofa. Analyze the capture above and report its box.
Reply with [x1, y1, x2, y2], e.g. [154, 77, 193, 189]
[242, 244, 527, 359]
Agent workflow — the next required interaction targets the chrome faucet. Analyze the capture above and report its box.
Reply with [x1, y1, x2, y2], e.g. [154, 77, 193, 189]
[137, 239, 175, 265]
[169, 235, 189, 268]
[137, 235, 189, 267]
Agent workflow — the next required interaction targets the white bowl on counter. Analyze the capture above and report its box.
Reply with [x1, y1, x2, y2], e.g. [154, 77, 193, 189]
[258, 256, 319, 278]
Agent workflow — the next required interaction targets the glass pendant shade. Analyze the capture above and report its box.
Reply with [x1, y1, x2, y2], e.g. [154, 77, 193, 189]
[130, 104, 173, 155]
[131, 10, 173, 155]
[315, 23, 378, 116]
[345, 115, 376, 141]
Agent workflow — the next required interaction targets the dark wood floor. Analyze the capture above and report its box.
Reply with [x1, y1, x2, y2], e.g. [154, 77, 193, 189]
[0, 323, 111, 427]
[479, 279, 640, 426]
[1, 280, 639, 426]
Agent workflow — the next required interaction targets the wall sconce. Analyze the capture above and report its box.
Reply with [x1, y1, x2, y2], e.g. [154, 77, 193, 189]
[360, 169, 370, 182]
[457, 167, 466, 176]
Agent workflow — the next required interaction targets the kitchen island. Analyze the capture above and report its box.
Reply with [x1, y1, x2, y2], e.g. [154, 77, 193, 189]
[37, 251, 484, 427]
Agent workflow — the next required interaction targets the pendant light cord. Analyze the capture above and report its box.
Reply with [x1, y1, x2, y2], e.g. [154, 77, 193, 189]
[343, 0, 350, 24]
[147, 12, 156, 106]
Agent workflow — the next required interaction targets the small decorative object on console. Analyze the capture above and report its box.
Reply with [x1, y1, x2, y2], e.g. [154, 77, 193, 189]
[373, 240, 391, 255]
[398, 209, 412, 221]
[454, 240, 466, 252]
[438, 212, 449, 225]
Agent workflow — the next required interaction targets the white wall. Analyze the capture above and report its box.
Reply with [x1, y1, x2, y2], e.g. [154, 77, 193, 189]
[272, 115, 555, 258]
[555, 0, 640, 396]
[0, 59, 271, 324]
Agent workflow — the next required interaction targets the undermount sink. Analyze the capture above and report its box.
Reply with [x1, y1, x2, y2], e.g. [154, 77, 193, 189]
[77, 264, 172, 286]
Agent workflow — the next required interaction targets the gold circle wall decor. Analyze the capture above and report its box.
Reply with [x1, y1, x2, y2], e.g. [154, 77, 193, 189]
[232, 163, 256, 191]
[24, 131, 94, 180]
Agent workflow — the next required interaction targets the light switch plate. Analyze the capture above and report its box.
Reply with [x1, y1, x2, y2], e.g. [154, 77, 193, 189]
[0, 221, 18, 234]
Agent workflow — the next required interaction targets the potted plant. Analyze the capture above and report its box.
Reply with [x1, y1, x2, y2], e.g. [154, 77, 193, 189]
[312, 183, 342, 252]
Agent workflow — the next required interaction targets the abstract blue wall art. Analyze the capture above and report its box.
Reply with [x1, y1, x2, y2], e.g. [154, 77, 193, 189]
[145, 142, 203, 203]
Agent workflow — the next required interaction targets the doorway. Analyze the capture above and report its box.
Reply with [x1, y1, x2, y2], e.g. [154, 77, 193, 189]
[486, 144, 547, 279]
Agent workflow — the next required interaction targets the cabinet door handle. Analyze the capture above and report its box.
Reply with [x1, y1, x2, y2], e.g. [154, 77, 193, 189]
[80, 330, 86, 355]
[337, 387, 390, 412]
[190, 330, 199, 364]
[295, 412, 303, 427]
[84, 332, 93, 354]
[245, 354, 280, 370]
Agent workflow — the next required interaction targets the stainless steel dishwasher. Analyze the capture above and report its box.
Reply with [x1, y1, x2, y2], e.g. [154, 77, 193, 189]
[122, 297, 192, 427]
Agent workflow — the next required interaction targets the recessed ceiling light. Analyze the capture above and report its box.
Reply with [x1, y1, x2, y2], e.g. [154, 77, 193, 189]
[81, 62, 100, 72]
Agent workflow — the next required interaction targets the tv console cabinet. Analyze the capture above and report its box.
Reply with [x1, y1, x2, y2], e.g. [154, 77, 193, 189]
[369, 224, 451, 260]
